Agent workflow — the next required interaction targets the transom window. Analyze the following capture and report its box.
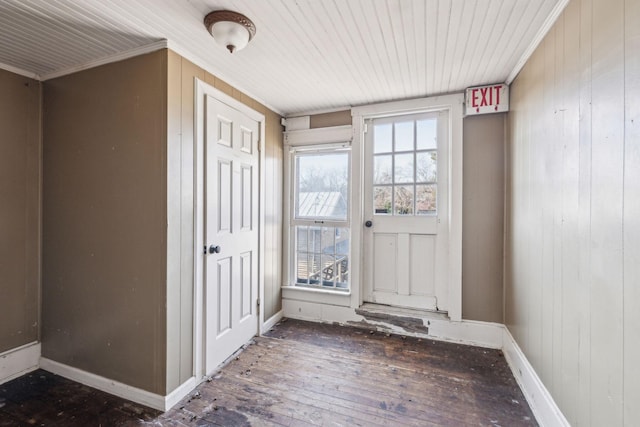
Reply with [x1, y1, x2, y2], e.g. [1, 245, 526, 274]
[292, 149, 350, 290]
[372, 116, 438, 216]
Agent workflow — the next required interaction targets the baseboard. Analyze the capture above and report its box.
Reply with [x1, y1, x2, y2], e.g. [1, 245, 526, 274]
[282, 300, 504, 348]
[39, 358, 194, 411]
[502, 328, 570, 427]
[164, 376, 197, 411]
[0, 342, 41, 385]
[261, 309, 284, 334]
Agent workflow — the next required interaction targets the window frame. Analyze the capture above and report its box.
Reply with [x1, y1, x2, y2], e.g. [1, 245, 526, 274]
[282, 125, 353, 297]
[290, 147, 351, 291]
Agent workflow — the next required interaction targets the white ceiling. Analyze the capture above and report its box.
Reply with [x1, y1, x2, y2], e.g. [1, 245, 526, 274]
[0, 0, 566, 116]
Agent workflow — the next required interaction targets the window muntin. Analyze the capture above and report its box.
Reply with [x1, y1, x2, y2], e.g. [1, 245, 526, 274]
[292, 150, 350, 291]
[372, 117, 438, 216]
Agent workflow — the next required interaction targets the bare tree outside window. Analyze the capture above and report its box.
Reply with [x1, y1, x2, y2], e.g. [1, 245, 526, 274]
[372, 118, 437, 216]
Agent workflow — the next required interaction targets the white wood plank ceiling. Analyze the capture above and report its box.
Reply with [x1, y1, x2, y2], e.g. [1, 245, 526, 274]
[0, 0, 565, 116]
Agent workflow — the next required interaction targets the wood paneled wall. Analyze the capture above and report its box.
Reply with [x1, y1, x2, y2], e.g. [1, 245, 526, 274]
[0, 69, 41, 354]
[42, 51, 168, 394]
[505, 0, 640, 424]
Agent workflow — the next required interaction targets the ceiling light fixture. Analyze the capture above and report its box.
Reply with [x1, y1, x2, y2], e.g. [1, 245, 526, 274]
[204, 10, 256, 54]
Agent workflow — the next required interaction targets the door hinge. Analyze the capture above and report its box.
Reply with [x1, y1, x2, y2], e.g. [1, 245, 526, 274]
[257, 298, 261, 315]
[364, 123, 368, 133]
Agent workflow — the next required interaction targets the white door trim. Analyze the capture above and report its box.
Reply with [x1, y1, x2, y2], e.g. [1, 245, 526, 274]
[351, 94, 463, 321]
[193, 78, 266, 381]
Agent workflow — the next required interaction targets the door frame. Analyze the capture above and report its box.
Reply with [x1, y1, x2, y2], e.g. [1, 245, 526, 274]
[193, 78, 266, 381]
[351, 94, 464, 321]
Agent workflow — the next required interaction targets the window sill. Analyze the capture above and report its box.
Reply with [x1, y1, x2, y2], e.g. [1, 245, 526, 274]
[281, 285, 352, 307]
[281, 285, 351, 296]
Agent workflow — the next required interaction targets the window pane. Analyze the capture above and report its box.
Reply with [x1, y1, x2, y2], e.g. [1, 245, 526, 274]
[395, 121, 414, 152]
[296, 254, 308, 284]
[335, 228, 350, 255]
[416, 184, 437, 215]
[394, 185, 414, 215]
[374, 186, 392, 214]
[417, 119, 437, 150]
[308, 253, 321, 284]
[321, 255, 336, 287]
[374, 155, 392, 184]
[416, 151, 437, 182]
[374, 123, 392, 153]
[320, 226, 334, 254]
[336, 257, 349, 288]
[296, 152, 348, 220]
[295, 225, 350, 289]
[309, 226, 321, 253]
[394, 153, 414, 183]
[296, 226, 308, 252]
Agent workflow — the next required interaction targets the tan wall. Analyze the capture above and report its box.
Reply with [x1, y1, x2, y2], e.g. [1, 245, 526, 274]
[166, 51, 283, 391]
[0, 69, 41, 353]
[310, 110, 351, 128]
[505, 0, 640, 424]
[462, 114, 505, 323]
[42, 51, 168, 394]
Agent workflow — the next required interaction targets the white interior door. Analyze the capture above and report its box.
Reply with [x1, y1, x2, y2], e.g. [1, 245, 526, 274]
[204, 94, 259, 373]
[363, 111, 449, 311]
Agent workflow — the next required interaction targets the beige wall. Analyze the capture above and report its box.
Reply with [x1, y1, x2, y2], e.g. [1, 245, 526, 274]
[0, 69, 41, 354]
[310, 110, 351, 128]
[42, 51, 168, 394]
[505, 0, 640, 424]
[462, 114, 505, 323]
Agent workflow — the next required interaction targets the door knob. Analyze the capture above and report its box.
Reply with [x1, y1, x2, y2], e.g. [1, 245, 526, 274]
[365, 220, 373, 228]
[208, 245, 221, 254]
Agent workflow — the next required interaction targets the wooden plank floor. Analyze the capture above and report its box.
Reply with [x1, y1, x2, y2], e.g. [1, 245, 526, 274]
[0, 319, 537, 426]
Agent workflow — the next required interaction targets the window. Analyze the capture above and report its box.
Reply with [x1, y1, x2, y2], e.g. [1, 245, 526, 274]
[291, 149, 350, 290]
[372, 116, 438, 216]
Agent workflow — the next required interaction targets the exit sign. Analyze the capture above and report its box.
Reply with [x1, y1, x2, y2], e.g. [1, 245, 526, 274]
[465, 84, 509, 115]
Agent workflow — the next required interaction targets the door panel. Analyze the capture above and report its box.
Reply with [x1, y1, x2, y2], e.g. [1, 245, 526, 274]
[410, 234, 435, 296]
[373, 234, 397, 292]
[240, 251, 252, 319]
[218, 160, 232, 233]
[204, 94, 259, 373]
[217, 257, 232, 335]
[363, 111, 448, 311]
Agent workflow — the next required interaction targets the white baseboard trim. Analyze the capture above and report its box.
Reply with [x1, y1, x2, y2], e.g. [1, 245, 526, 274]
[502, 328, 570, 427]
[261, 309, 284, 334]
[0, 342, 41, 385]
[164, 376, 197, 411]
[39, 358, 194, 411]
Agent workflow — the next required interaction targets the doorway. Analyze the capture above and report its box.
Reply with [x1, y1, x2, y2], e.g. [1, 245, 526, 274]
[362, 111, 449, 311]
[194, 80, 265, 379]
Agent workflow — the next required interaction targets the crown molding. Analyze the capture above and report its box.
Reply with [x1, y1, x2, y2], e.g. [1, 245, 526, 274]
[506, 0, 570, 84]
[0, 61, 40, 80]
[40, 40, 169, 81]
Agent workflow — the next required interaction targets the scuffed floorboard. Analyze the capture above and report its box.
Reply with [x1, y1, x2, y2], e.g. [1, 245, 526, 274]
[0, 319, 537, 426]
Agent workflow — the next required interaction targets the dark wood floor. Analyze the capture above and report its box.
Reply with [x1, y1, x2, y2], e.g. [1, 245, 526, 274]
[0, 319, 537, 426]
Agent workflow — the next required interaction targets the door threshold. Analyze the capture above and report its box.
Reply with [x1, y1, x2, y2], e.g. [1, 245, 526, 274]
[357, 303, 449, 321]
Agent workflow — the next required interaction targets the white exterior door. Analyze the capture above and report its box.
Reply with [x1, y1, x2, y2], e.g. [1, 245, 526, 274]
[363, 111, 449, 311]
[204, 94, 259, 373]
